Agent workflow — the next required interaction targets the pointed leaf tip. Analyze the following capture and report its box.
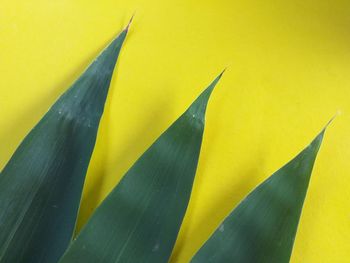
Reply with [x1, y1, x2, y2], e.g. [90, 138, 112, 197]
[191, 122, 328, 263]
[221, 67, 228, 75]
[309, 116, 335, 153]
[204, 70, 225, 95]
[59, 74, 218, 263]
[326, 112, 338, 128]
[187, 71, 224, 119]
[125, 14, 135, 31]
[0, 27, 128, 263]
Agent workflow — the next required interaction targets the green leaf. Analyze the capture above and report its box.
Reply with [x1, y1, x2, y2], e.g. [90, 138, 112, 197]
[0, 27, 128, 263]
[59, 72, 224, 263]
[191, 127, 327, 263]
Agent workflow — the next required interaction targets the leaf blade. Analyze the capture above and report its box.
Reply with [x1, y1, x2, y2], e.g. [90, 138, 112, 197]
[59, 72, 224, 263]
[0, 28, 128, 263]
[191, 128, 326, 263]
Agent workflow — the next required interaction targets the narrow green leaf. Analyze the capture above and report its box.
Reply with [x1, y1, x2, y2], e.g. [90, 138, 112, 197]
[0, 27, 128, 262]
[59, 72, 224, 263]
[191, 127, 327, 263]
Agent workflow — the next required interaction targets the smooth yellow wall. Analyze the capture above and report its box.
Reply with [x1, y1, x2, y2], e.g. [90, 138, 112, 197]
[0, 1, 349, 262]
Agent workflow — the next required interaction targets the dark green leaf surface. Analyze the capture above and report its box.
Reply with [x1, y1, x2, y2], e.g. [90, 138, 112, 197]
[0, 28, 128, 263]
[59, 73, 224, 263]
[191, 128, 326, 263]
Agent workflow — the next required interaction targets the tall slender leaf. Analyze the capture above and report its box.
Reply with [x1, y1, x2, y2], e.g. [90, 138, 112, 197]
[0, 26, 129, 263]
[191, 127, 327, 263]
[59, 72, 224, 263]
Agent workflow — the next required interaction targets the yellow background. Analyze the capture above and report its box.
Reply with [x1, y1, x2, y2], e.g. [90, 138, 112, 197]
[0, 0, 349, 262]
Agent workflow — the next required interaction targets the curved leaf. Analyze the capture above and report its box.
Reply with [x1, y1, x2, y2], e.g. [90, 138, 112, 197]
[0, 27, 128, 263]
[59, 72, 224, 263]
[191, 127, 327, 263]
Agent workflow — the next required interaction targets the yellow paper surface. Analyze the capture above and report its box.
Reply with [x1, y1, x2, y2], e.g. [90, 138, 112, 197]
[0, 1, 349, 262]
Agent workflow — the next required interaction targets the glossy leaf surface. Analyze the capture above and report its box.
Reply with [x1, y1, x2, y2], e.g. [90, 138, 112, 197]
[0, 28, 128, 263]
[191, 128, 326, 263]
[59, 73, 223, 263]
